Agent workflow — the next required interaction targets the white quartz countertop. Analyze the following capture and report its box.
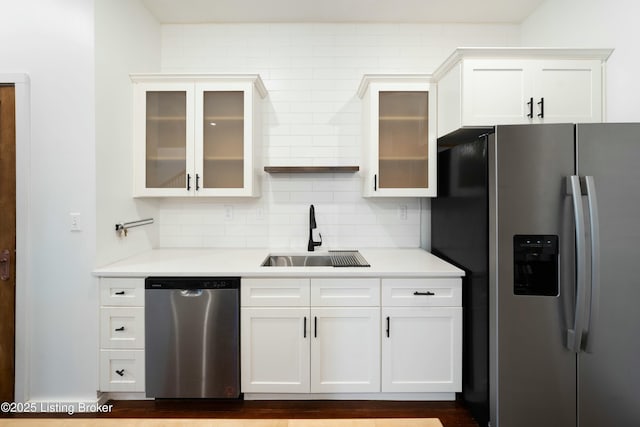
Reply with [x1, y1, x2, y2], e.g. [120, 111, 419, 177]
[93, 248, 464, 278]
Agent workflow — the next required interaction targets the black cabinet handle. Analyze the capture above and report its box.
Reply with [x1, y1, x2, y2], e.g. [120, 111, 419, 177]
[537, 97, 544, 118]
[196, 174, 200, 191]
[386, 316, 390, 338]
[413, 291, 435, 296]
[314, 316, 317, 338]
[374, 174, 377, 191]
[304, 317, 307, 338]
[115, 369, 125, 377]
[114, 326, 125, 332]
[187, 173, 191, 191]
[115, 291, 125, 295]
[527, 97, 534, 118]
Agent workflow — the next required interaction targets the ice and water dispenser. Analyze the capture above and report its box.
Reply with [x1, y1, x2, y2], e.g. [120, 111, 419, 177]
[513, 235, 559, 296]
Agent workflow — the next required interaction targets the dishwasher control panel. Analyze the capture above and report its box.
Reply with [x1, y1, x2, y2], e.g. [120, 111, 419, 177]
[145, 277, 240, 289]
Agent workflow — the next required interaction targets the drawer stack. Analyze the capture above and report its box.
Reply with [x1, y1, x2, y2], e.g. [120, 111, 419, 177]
[98, 277, 145, 392]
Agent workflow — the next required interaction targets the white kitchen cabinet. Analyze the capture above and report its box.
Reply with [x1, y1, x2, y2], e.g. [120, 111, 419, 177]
[381, 278, 462, 393]
[131, 74, 267, 197]
[98, 278, 145, 393]
[241, 307, 310, 393]
[241, 277, 380, 395]
[434, 48, 612, 138]
[358, 75, 437, 197]
[310, 307, 380, 393]
[241, 278, 310, 393]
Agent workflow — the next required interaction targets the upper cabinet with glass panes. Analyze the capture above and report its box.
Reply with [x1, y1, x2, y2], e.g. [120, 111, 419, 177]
[358, 75, 437, 197]
[131, 75, 267, 197]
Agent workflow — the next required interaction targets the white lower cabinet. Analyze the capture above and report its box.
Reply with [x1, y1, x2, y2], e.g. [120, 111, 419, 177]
[98, 277, 145, 393]
[241, 276, 461, 398]
[241, 307, 310, 393]
[241, 278, 380, 394]
[381, 278, 462, 394]
[311, 307, 380, 393]
[381, 307, 461, 392]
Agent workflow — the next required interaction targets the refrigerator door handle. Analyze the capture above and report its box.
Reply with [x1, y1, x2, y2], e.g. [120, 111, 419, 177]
[583, 176, 601, 353]
[567, 175, 588, 353]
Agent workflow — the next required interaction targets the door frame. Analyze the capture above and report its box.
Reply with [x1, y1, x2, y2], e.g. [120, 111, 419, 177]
[0, 74, 30, 402]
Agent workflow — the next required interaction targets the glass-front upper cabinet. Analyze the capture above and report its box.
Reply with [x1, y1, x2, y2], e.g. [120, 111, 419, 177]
[358, 75, 437, 197]
[132, 75, 267, 197]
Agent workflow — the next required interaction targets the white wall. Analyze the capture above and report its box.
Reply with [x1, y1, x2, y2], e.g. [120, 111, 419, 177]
[521, 0, 640, 121]
[95, 0, 162, 266]
[158, 23, 519, 249]
[0, 0, 96, 401]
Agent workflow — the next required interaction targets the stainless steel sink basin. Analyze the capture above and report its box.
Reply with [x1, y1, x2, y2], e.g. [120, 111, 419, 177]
[260, 251, 370, 267]
[261, 255, 333, 267]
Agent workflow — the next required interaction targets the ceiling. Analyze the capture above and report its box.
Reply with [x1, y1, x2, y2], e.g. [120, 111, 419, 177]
[141, 0, 546, 24]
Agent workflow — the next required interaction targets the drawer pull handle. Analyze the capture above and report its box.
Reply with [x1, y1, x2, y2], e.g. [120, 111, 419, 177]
[413, 291, 435, 296]
[386, 316, 390, 338]
[114, 326, 125, 332]
[115, 369, 125, 377]
[303, 316, 307, 338]
[115, 291, 125, 295]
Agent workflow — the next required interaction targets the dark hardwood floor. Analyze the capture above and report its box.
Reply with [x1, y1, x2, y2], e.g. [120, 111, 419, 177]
[96, 399, 480, 427]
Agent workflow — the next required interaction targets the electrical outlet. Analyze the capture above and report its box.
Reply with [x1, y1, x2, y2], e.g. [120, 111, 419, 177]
[224, 205, 233, 220]
[398, 205, 408, 221]
[70, 212, 81, 231]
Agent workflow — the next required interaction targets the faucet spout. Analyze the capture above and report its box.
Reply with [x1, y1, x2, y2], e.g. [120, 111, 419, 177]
[308, 204, 322, 252]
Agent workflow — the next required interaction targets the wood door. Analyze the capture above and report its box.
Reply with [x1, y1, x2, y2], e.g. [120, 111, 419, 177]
[0, 84, 16, 401]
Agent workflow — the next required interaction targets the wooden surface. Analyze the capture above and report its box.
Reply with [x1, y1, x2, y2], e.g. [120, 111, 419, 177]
[3, 400, 478, 427]
[264, 166, 359, 173]
[0, 84, 16, 402]
[0, 418, 443, 427]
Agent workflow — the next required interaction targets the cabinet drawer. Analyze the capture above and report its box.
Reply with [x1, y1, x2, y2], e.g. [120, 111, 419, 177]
[99, 350, 145, 392]
[382, 278, 461, 307]
[100, 307, 144, 349]
[241, 278, 310, 307]
[100, 277, 144, 306]
[310, 278, 380, 307]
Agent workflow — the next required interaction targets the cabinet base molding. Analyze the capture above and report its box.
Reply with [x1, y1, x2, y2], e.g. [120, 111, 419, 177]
[98, 392, 150, 403]
[243, 392, 455, 401]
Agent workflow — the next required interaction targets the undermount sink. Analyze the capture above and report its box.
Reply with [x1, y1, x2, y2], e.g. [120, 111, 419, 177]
[261, 254, 333, 267]
[261, 250, 370, 267]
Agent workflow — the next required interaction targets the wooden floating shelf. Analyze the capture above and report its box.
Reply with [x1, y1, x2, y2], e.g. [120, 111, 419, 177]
[264, 166, 360, 173]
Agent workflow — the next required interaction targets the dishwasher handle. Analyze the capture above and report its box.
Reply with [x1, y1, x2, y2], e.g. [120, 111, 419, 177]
[180, 289, 204, 297]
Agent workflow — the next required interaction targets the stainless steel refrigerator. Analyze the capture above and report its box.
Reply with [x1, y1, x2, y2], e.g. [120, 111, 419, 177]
[432, 123, 640, 427]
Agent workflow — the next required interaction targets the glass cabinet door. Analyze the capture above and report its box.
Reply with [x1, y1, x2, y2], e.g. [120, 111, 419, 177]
[378, 91, 429, 190]
[144, 90, 188, 190]
[201, 91, 244, 189]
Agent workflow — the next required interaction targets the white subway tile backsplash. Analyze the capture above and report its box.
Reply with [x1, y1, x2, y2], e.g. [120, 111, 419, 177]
[157, 22, 518, 249]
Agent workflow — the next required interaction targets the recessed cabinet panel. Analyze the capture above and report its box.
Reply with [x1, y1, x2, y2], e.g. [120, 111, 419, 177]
[535, 61, 601, 122]
[311, 307, 380, 393]
[241, 307, 310, 393]
[145, 90, 189, 190]
[378, 91, 429, 190]
[358, 76, 437, 197]
[202, 91, 244, 189]
[382, 307, 462, 392]
[466, 61, 529, 124]
[99, 350, 145, 392]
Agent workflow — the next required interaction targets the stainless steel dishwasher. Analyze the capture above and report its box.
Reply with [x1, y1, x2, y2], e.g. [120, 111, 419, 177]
[145, 277, 240, 398]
